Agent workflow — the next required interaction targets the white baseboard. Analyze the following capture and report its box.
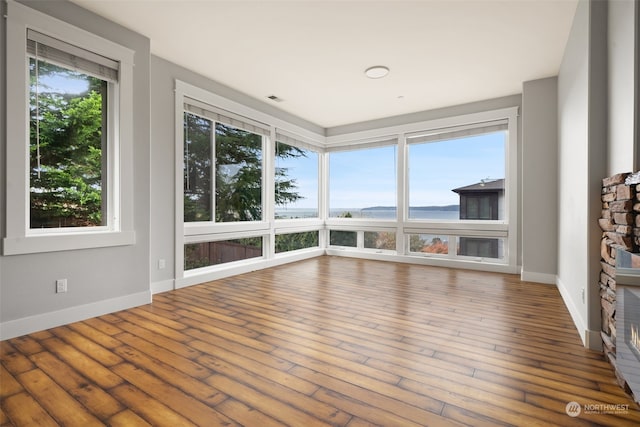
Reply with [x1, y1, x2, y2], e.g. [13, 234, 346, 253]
[0, 290, 151, 340]
[151, 279, 175, 295]
[325, 248, 519, 274]
[521, 270, 556, 284]
[556, 276, 600, 350]
[176, 248, 324, 289]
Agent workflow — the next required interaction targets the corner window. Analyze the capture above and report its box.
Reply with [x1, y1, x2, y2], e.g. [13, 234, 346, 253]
[4, 1, 135, 254]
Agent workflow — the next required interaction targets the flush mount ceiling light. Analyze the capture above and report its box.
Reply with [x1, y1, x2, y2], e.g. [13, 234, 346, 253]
[364, 65, 389, 79]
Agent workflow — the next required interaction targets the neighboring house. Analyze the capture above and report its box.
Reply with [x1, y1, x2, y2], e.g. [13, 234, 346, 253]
[452, 178, 504, 258]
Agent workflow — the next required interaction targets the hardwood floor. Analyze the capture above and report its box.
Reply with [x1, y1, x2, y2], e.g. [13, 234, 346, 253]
[2, 256, 639, 426]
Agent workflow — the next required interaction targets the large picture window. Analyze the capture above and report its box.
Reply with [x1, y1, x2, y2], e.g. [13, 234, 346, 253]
[405, 120, 510, 262]
[329, 145, 397, 219]
[407, 126, 506, 221]
[183, 100, 267, 223]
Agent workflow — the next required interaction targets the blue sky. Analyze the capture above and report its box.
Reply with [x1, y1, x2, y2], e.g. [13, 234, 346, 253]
[278, 132, 505, 210]
[276, 150, 319, 210]
[32, 59, 90, 94]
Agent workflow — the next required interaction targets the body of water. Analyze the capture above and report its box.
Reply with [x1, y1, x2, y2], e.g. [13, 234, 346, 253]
[275, 207, 460, 220]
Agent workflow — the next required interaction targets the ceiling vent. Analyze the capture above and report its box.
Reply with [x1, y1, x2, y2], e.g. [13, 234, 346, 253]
[267, 95, 284, 103]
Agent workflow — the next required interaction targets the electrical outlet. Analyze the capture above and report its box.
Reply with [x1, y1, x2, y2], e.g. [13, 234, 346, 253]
[158, 259, 166, 269]
[56, 279, 67, 293]
[581, 288, 585, 303]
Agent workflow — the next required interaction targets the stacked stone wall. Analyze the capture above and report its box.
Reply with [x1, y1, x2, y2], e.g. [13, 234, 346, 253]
[599, 172, 637, 388]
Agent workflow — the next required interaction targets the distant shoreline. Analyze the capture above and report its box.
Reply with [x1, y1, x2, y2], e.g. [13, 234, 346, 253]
[275, 206, 460, 220]
[361, 205, 459, 212]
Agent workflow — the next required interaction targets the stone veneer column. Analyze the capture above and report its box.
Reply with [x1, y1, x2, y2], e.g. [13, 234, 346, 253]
[599, 172, 636, 387]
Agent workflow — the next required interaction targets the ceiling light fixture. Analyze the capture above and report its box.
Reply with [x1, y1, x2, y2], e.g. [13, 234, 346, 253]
[365, 65, 389, 79]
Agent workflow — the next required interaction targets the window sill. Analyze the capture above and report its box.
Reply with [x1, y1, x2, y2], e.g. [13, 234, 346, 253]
[3, 231, 136, 255]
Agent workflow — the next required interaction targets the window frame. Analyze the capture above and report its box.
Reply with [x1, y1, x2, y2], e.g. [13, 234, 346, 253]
[184, 235, 265, 271]
[3, 0, 135, 255]
[459, 192, 500, 220]
[175, 80, 326, 288]
[182, 106, 269, 226]
[325, 107, 518, 271]
[174, 81, 518, 283]
[181, 100, 270, 233]
[274, 133, 321, 221]
[326, 139, 399, 223]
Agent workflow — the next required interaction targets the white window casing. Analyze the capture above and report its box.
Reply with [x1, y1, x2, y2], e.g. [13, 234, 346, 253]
[3, 0, 135, 255]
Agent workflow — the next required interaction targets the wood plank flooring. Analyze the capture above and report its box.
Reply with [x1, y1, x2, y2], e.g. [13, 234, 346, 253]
[2, 256, 639, 426]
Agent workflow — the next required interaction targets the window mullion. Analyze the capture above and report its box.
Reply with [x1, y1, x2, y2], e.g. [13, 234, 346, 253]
[211, 122, 216, 223]
[101, 80, 109, 228]
[397, 133, 407, 255]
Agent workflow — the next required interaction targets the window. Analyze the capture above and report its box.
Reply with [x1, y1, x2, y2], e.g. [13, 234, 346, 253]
[459, 193, 499, 220]
[28, 32, 114, 229]
[458, 237, 503, 259]
[185, 237, 263, 270]
[329, 145, 397, 218]
[275, 140, 319, 219]
[407, 126, 506, 221]
[364, 231, 396, 251]
[329, 230, 357, 247]
[275, 231, 319, 253]
[408, 234, 449, 255]
[184, 113, 213, 221]
[4, 1, 135, 254]
[183, 99, 268, 223]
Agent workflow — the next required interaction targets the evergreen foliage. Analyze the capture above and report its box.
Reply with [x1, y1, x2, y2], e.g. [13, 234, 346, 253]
[29, 59, 105, 228]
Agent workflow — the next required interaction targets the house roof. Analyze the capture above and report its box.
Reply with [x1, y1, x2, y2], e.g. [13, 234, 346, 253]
[452, 178, 505, 194]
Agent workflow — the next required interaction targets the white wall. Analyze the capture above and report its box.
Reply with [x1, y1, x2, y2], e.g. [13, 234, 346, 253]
[0, 0, 151, 339]
[557, 0, 608, 350]
[521, 77, 558, 284]
[608, 0, 637, 174]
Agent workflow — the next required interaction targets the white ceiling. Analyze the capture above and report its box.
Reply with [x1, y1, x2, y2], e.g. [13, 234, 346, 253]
[71, 0, 578, 128]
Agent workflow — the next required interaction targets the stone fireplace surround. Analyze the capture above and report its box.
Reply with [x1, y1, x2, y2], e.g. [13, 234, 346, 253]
[599, 172, 640, 403]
